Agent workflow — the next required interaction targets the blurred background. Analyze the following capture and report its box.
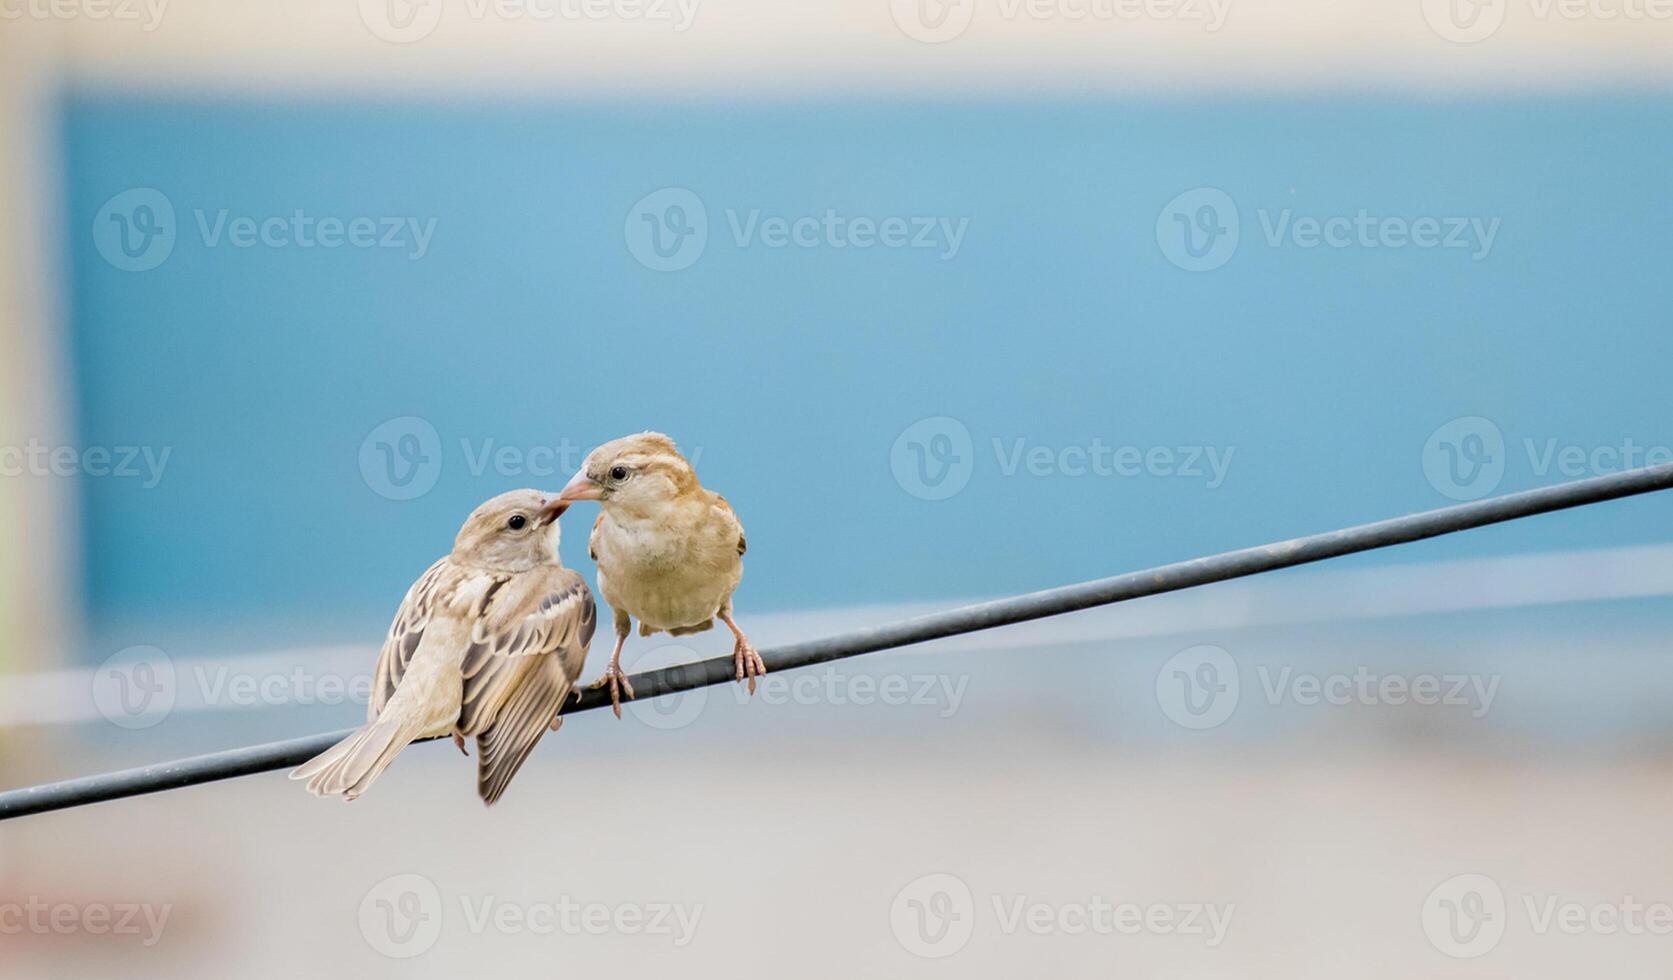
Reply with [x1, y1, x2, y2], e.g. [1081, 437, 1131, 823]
[3, 1, 1673, 975]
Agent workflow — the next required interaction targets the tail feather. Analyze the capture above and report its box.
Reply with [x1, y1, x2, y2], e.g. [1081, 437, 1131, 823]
[289, 715, 425, 800]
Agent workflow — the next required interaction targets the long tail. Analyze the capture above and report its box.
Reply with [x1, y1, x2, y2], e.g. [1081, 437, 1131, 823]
[289, 714, 427, 800]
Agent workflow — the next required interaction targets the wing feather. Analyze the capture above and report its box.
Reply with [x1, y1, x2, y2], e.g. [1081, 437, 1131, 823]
[710, 493, 746, 555]
[369, 558, 455, 722]
[457, 573, 593, 736]
[467, 570, 596, 804]
[476, 657, 570, 805]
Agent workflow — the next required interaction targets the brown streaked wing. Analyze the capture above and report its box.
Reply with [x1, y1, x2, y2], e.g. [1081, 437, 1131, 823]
[475, 655, 574, 805]
[369, 558, 455, 722]
[455, 569, 596, 738]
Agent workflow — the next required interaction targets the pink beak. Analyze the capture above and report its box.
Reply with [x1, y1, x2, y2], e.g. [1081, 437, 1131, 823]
[537, 496, 569, 525]
[556, 469, 604, 504]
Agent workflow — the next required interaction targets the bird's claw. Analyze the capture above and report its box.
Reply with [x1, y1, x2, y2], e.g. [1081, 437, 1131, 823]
[452, 732, 469, 756]
[588, 665, 636, 719]
[734, 638, 767, 695]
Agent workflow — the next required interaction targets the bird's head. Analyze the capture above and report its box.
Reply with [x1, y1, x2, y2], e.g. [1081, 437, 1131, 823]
[557, 431, 697, 518]
[451, 489, 568, 572]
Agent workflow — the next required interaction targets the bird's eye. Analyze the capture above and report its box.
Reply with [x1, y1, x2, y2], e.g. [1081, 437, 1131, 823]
[507, 514, 527, 530]
[608, 465, 629, 482]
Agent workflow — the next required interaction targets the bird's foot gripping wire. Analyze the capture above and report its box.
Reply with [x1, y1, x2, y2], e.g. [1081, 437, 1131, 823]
[733, 637, 767, 695]
[588, 664, 636, 720]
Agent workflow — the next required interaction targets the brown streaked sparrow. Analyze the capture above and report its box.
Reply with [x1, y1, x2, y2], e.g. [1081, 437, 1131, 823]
[291, 489, 595, 804]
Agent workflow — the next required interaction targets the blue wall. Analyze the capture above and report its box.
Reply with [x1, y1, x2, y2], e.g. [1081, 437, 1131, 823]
[62, 96, 1673, 637]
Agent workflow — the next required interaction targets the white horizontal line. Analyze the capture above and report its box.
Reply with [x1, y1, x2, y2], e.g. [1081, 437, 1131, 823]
[3, 542, 1670, 728]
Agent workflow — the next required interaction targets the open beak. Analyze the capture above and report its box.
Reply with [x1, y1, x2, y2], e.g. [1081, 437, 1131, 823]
[537, 497, 569, 525]
[556, 469, 605, 504]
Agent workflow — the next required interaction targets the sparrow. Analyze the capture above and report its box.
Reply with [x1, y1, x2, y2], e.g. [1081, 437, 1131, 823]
[290, 489, 595, 804]
[555, 432, 765, 717]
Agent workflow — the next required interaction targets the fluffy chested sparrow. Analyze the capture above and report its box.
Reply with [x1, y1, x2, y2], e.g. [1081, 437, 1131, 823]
[291, 489, 595, 804]
[556, 432, 765, 717]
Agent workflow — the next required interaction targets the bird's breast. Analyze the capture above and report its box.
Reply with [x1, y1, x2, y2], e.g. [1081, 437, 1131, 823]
[594, 522, 740, 630]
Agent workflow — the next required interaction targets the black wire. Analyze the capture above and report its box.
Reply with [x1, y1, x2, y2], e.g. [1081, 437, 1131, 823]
[4, 462, 1672, 822]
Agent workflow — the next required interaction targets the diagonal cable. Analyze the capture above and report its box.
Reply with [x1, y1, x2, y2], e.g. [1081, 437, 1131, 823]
[3, 462, 1671, 822]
